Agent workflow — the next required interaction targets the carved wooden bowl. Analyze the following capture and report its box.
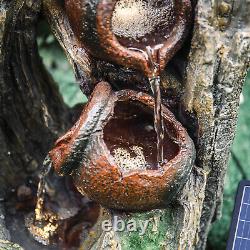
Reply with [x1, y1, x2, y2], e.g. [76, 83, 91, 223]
[50, 82, 195, 211]
[65, 0, 192, 77]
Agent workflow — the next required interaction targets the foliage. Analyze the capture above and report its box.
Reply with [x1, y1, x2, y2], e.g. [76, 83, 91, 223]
[38, 33, 87, 107]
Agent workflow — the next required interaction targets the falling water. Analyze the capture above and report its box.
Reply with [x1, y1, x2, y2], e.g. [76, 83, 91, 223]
[111, 0, 174, 168]
[26, 156, 58, 245]
[146, 46, 165, 167]
[149, 75, 165, 166]
[35, 156, 52, 221]
[126, 45, 165, 168]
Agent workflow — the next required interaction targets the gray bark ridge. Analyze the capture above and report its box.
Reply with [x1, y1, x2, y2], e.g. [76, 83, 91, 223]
[183, 0, 250, 248]
[0, 0, 70, 197]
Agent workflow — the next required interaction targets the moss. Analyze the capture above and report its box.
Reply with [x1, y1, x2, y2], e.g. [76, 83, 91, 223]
[118, 208, 181, 250]
[0, 240, 23, 250]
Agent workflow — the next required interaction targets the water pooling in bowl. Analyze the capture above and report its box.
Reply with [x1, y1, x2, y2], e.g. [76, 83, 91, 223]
[103, 101, 179, 172]
[111, 0, 174, 48]
[111, 0, 173, 167]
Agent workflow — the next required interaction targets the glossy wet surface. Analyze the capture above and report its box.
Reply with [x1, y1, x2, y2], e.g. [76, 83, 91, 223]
[4, 175, 99, 250]
[103, 101, 179, 171]
[111, 0, 175, 50]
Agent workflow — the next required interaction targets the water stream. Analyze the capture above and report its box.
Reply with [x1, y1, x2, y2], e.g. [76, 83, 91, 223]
[127, 45, 165, 168]
[149, 75, 165, 166]
[34, 156, 52, 222]
[146, 46, 165, 167]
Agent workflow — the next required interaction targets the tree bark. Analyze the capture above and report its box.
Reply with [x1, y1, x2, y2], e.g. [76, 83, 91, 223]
[184, 1, 250, 248]
[0, 0, 249, 249]
[0, 0, 70, 247]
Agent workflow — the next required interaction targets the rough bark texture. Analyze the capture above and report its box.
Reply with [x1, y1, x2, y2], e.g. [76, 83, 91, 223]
[184, 1, 250, 248]
[0, 0, 70, 247]
[0, 0, 249, 249]
[0, 0, 70, 196]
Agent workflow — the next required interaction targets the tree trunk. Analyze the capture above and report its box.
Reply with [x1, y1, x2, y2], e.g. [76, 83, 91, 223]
[0, 0, 249, 249]
[0, 0, 71, 247]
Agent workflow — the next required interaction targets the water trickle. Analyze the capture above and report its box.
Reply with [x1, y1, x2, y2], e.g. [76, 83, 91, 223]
[35, 156, 52, 222]
[111, 0, 173, 168]
[145, 46, 165, 167]
[104, 101, 179, 171]
[116, 45, 166, 168]
[110, 46, 166, 168]
[26, 156, 58, 246]
[149, 76, 165, 166]
[26, 156, 100, 247]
